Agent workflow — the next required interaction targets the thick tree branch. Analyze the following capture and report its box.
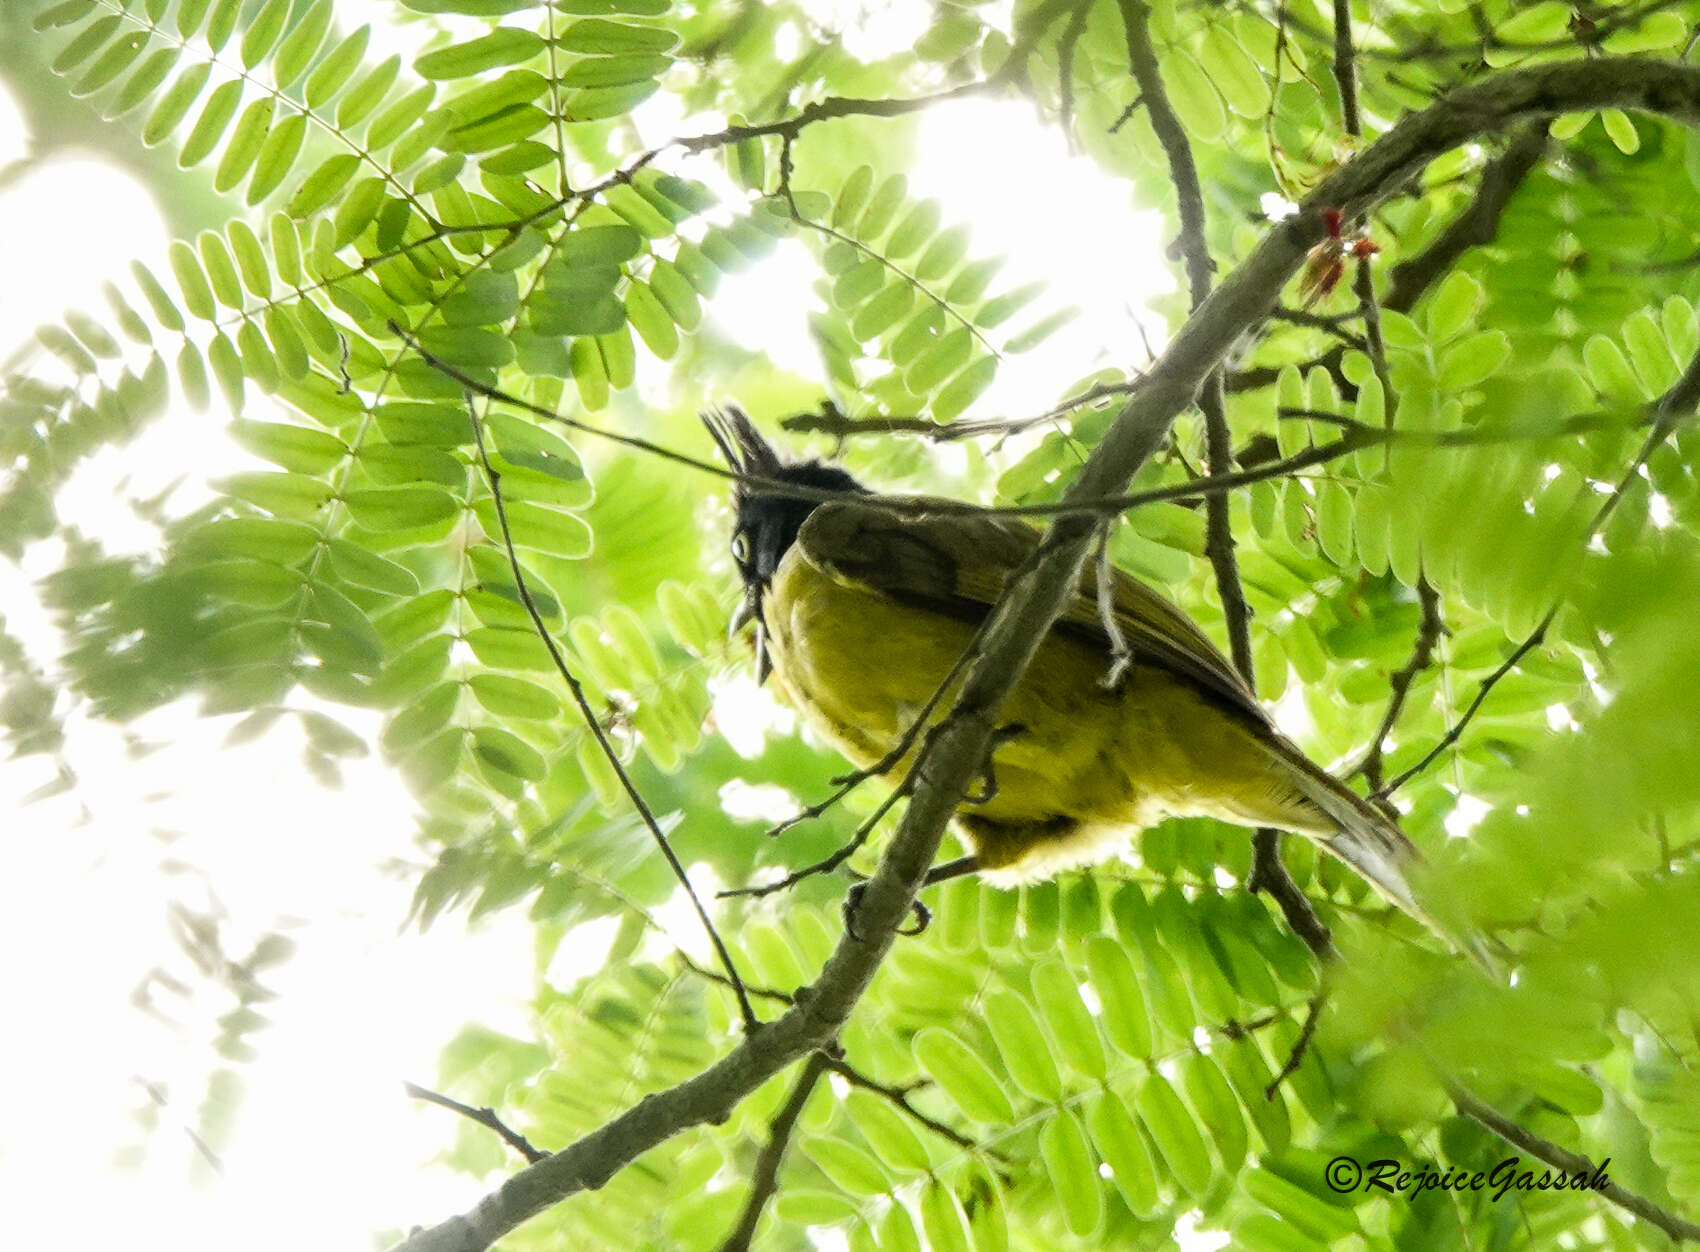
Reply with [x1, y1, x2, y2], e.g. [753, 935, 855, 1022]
[390, 59, 1700, 1252]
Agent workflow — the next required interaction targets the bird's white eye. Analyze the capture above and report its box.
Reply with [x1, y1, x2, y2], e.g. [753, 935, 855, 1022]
[731, 531, 749, 564]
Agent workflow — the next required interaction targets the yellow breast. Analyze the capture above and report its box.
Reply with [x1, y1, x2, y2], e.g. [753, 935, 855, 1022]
[758, 548, 1330, 881]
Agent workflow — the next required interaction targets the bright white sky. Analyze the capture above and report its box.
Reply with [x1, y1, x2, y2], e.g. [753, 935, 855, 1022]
[0, 7, 1224, 1247]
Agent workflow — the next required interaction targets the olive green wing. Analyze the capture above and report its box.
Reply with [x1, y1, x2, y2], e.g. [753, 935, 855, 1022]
[794, 497, 1267, 726]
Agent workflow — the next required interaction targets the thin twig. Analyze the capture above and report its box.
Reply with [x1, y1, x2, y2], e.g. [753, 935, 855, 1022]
[1057, 0, 1091, 146]
[679, 953, 795, 1006]
[1230, 124, 1550, 396]
[1264, 989, 1330, 1099]
[1353, 578, 1446, 792]
[468, 398, 758, 1030]
[406, 1083, 545, 1165]
[824, 1057, 991, 1155]
[720, 781, 910, 900]
[778, 379, 1142, 442]
[406, 330, 1672, 524]
[1380, 613, 1552, 797]
[1330, 0, 1361, 135]
[718, 1053, 830, 1252]
[1451, 1084, 1700, 1244]
[1121, 0, 1324, 952]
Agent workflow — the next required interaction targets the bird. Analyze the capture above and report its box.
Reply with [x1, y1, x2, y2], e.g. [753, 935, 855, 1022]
[703, 404, 1434, 938]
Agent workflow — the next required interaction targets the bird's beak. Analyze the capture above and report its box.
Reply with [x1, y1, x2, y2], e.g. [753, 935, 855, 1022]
[728, 588, 773, 684]
[729, 587, 759, 636]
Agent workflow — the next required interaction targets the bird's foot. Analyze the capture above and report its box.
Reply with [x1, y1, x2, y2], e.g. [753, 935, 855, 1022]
[842, 878, 931, 942]
[962, 723, 1026, 805]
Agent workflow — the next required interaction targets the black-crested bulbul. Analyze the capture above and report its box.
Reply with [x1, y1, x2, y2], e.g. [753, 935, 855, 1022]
[705, 406, 1426, 925]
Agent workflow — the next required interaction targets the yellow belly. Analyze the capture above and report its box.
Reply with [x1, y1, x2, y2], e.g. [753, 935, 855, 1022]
[761, 553, 1330, 883]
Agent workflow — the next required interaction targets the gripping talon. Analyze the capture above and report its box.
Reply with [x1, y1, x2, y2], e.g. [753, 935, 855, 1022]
[842, 881, 932, 941]
[963, 723, 1026, 806]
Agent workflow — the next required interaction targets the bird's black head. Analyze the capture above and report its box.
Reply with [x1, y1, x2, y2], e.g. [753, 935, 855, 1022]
[702, 405, 866, 592]
[703, 406, 865, 682]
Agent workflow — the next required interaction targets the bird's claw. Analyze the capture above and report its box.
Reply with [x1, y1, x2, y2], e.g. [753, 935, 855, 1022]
[963, 723, 1026, 805]
[842, 880, 932, 942]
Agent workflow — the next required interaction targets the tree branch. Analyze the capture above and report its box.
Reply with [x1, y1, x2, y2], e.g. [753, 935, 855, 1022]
[405, 1083, 545, 1165]
[466, 399, 756, 1028]
[1450, 1084, 1700, 1244]
[389, 59, 1700, 1252]
[1383, 337, 1700, 794]
[1228, 122, 1550, 396]
[717, 1053, 829, 1252]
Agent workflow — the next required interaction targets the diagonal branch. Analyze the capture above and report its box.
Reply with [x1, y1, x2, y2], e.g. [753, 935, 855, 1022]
[1228, 122, 1550, 396]
[1451, 1084, 1700, 1243]
[717, 1053, 830, 1252]
[1121, 0, 1325, 953]
[1382, 340, 1700, 794]
[406, 1083, 545, 1165]
[466, 399, 757, 1029]
[390, 59, 1700, 1252]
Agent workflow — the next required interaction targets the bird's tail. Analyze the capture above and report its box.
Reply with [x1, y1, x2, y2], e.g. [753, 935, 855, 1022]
[1273, 742, 1499, 974]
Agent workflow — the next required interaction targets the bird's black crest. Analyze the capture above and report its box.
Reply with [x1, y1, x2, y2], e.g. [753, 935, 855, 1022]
[702, 404, 865, 585]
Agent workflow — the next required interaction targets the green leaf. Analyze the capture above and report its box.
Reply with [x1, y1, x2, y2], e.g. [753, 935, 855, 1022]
[472, 726, 546, 780]
[142, 61, 211, 146]
[1437, 330, 1510, 389]
[469, 674, 559, 719]
[832, 165, 873, 230]
[274, 0, 333, 87]
[240, 0, 291, 68]
[168, 241, 216, 321]
[557, 224, 644, 267]
[1424, 271, 1482, 342]
[983, 989, 1062, 1102]
[1160, 47, 1226, 140]
[559, 18, 679, 54]
[73, 27, 147, 98]
[1041, 1111, 1103, 1237]
[327, 538, 420, 594]
[1601, 109, 1640, 154]
[844, 1090, 930, 1173]
[306, 26, 371, 108]
[919, 1184, 972, 1252]
[34, 0, 96, 30]
[559, 53, 670, 87]
[1495, 0, 1570, 42]
[1136, 1074, 1212, 1196]
[1085, 1090, 1160, 1216]
[417, 326, 515, 370]
[1203, 22, 1270, 116]
[286, 153, 361, 217]
[343, 485, 461, 529]
[624, 281, 678, 358]
[1031, 959, 1106, 1079]
[858, 173, 906, 239]
[179, 77, 243, 169]
[1583, 334, 1642, 403]
[198, 231, 244, 308]
[189, 516, 320, 564]
[805, 1138, 890, 1197]
[51, 14, 120, 73]
[416, 28, 545, 79]
[248, 111, 307, 203]
[912, 1028, 1015, 1122]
